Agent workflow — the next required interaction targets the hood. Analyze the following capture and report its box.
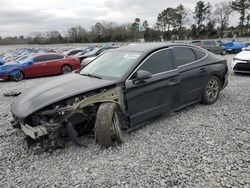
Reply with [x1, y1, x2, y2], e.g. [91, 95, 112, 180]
[11, 73, 116, 119]
[235, 51, 250, 60]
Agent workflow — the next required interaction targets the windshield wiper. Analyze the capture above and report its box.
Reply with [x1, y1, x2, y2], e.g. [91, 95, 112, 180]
[81, 73, 102, 79]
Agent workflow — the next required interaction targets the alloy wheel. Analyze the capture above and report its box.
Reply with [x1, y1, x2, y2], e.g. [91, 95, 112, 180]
[11, 71, 24, 82]
[206, 79, 219, 102]
[62, 65, 72, 74]
[112, 111, 123, 142]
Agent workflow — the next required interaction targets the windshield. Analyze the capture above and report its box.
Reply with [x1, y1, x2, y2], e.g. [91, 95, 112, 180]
[245, 45, 250, 50]
[84, 48, 101, 56]
[80, 51, 143, 80]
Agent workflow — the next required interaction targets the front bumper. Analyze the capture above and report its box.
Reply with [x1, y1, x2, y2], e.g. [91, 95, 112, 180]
[20, 123, 48, 139]
[232, 60, 250, 73]
[0, 74, 8, 81]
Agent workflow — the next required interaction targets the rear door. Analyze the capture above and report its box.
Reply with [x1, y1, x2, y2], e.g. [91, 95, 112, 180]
[125, 48, 180, 126]
[173, 46, 208, 106]
[26, 55, 49, 77]
[43, 54, 64, 75]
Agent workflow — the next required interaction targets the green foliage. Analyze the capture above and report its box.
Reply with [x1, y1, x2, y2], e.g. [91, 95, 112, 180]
[231, 0, 250, 35]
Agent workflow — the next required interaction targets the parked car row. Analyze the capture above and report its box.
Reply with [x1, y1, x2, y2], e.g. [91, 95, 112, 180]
[189, 40, 249, 55]
[0, 45, 120, 81]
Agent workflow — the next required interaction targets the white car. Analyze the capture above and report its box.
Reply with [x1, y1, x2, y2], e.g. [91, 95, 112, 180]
[81, 56, 97, 67]
[232, 46, 250, 73]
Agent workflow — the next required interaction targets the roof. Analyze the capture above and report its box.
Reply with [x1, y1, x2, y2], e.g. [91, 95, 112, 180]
[116, 42, 193, 53]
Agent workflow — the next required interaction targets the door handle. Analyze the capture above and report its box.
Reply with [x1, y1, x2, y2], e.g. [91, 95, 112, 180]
[167, 78, 179, 86]
[200, 68, 207, 73]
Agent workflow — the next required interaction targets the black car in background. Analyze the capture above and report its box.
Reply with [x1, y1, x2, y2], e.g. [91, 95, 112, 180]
[11, 43, 228, 148]
[190, 40, 226, 55]
[79, 46, 118, 63]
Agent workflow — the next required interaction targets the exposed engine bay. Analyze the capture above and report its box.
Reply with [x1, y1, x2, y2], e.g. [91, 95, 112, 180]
[12, 86, 126, 152]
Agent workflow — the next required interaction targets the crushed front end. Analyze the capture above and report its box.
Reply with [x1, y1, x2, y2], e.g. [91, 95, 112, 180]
[11, 86, 125, 149]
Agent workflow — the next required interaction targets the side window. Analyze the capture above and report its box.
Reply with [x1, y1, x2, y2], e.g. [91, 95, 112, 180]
[193, 48, 207, 60]
[33, 55, 47, 63]
[46, 55, 64, 61]
[203, 41, 210, 45]
[138, 49, 173, 75]
[210, 41, 216, 46]
[173, 47, 196, 67]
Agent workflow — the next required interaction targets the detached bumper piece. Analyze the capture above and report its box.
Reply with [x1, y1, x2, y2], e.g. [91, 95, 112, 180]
[20, 123, 48, 140]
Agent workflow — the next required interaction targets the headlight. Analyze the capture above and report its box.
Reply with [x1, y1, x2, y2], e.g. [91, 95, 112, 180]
[233, 58, 248, 63]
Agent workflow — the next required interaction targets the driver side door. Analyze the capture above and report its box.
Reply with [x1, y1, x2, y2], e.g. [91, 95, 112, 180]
[125, 48, 180, 126]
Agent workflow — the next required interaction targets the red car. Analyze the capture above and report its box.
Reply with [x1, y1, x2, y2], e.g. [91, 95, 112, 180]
[0, 53, 80, 81]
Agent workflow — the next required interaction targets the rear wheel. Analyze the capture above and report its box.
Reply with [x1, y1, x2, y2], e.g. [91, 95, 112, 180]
[221, 49, 226, 55]
[201, 76, 221, 105]
[61, 65, 72, 74]
[10, 71, 24, 82]
[94, 103, 124, 147]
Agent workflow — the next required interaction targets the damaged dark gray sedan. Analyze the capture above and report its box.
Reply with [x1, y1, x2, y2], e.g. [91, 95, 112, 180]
[11, 43, 228, 147]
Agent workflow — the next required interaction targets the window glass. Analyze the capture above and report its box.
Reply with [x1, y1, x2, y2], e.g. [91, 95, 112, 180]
[203, 41, 210, 45]
[33, 55, 63, 62]
[68, 50, 82, 56]
[80, 51, 143, 80]
[193, 48, 206, 59]
[33, 55, 47, 63]
[173, 47, 196, 67]
[210, 41, 215, 46]
[138, 49, 173, 74]
[46, 55, 64, 61]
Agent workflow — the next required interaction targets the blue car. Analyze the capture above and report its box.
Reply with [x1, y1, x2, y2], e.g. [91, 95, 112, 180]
[223, 42, 247, 53]
[0, 56, 33, 81]
[0, 58, 5, 65]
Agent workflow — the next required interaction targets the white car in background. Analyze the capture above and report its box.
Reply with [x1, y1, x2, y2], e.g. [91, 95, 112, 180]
[232, 46, 250, 73]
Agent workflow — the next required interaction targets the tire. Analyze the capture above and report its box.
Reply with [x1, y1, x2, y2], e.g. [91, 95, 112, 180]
[94, 103, 124, 147]
[221, 49, 226, 55]
[201, 76, 221, 105]
[10, 71, 24, 82]
[61, 65, 72, 74]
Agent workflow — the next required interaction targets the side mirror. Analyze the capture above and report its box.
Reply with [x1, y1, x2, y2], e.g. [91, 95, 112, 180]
[133, 70, 152, 84]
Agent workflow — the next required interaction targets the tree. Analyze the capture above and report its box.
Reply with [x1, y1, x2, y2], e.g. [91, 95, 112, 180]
[214, 2, 233, 38]
[194, 1, 212, 36]
[142, 20, 149, 30]
[67, 26, 86, 43]
[156, 8, 175, 31]
[206, 20, 217, 38]
[131, 18, 141, 41]
[173, 4, 188, 40]
[230, 0, 250, 36]
[144, 28, 161, 41]
[190, 24, 198, 39]
[46, 30, 63, 43]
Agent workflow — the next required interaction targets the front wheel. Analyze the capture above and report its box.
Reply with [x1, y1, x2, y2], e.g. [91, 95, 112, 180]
[221, 49, 226, 55]
[10, 71, 24, 82]
[61, 65, 72, 74]
[94, 103, 124, 147]
[201, 76, 221, 105]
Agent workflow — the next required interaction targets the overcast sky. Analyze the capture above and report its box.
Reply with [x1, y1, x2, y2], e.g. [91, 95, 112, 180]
[0, 0, 235, 37]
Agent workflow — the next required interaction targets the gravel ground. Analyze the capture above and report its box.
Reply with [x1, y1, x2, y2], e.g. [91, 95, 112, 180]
[1, 54, 250, 187]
